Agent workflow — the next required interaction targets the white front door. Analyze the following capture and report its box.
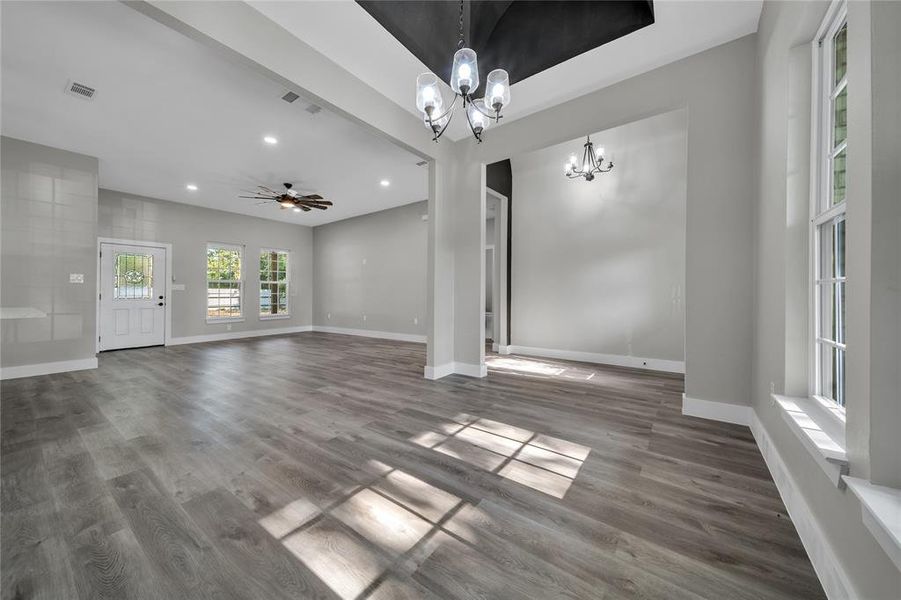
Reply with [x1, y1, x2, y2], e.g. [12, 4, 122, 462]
[99, 243, 166, 351]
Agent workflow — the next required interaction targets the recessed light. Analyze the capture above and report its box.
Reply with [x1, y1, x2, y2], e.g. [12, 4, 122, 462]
[263, 136, 278, 145]
[380, 179, 390, 187]
[293, 207, 301, 213]
[186, 184, 198, 191]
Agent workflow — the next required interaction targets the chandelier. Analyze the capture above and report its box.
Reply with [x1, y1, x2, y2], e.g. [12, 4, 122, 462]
[565, 136, 614, 181]
[415, 0, 510, 143]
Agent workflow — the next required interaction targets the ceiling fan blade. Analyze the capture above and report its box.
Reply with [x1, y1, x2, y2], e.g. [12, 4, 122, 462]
[239, 195, 272, 199]
[299, 194, 323, 200]
[259, 185, 279, 194]
[306, 203, 329, 210]
[300, 205, 312, 212]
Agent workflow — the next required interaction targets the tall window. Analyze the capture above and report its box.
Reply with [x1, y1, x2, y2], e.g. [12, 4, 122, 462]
[259, 249, 289, 318]
[207, 243, 243, 320]
[812, 3, 847, 407]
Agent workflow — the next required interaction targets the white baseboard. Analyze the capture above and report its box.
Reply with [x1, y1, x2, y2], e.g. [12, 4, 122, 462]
[496, 344, 512, 355]
[169, 325, 313, 346]
[312, 325, 426, 344]
[681, 394, 753, 426]
[424, 361, 487, 380]
[1, 357, 98, 380]
[505, 344, 684, 374]
[424, 363, 455, 380]
[750, 411, 857, 600]
[454, 361, 488, 378]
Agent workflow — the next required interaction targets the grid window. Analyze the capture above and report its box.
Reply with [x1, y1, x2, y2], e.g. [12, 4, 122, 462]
[207, 244, 243, 320]
[260, 249, 289, 318]
[812, 4, 847, 408]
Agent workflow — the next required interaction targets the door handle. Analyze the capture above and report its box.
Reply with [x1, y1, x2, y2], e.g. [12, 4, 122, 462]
[157, 302, 164, 306]
[158, 295, 164, 300]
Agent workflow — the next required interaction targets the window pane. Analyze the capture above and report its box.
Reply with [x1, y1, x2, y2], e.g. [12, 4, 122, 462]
[835, 218, 845, 277]
[832, 146, 846, 205]
[835, 348, 846, 407]
[260, 283, 272, 314]
[832, 85, 847, 148]
[833, 22, 847, 85]
[837, 281, 845, 344]
[114, 253, 153, 299]
[259, 254, 270, 281]
[819, 282, 835, 341]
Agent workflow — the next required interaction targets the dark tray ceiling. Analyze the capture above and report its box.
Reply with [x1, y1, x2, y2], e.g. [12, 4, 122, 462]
[357, 1, 655, 86]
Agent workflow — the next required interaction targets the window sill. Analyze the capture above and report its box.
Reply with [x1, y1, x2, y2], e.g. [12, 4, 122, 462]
[843, 477, 901, 572]
[259, 314, 291, 321]
[771, 393, 849, 487]
[207, 317, 244, 324]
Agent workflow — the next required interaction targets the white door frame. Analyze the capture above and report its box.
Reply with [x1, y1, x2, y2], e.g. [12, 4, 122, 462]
[96, 237, 173, 352]
[486, 188, 509, 353]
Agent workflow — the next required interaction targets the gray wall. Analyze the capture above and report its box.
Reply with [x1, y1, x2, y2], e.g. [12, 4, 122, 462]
[509, 109, 686, 363]
[1, 136, 98, 367]
[464, 34, 757, 404]
[98, 189, 312, 338]
[752, 1, 901, 597]
[312, 200, 427, 337]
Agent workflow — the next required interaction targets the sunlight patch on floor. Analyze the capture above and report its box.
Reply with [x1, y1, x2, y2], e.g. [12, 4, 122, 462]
[410, 415, 591, 499]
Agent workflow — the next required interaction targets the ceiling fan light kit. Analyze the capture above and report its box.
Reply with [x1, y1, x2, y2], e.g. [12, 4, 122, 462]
[415, 0, 510, 143]
[239, 182, 333, 213]
[565, 136, 614, 182]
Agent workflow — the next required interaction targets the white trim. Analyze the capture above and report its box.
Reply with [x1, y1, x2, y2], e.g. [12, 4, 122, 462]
[169, 325, 312, 346]
[424, 361, 488, 380]
[496, 344, 512, 355]
[505, 344, 684, 374]
[424, 363, 455, 380]
[312, 325, 426, 344]
[453, 362, 488, 378]
[750, 411, 857, 600]
[772, 393, 848, 487]
[681, 394, 752, 426]
[1, 357, 98, 380]
[843, 477, 901, 573]
[97, 237, 173, 351]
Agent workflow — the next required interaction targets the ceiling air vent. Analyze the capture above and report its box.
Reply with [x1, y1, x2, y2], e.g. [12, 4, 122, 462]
[416, 160, 428, 167]
[65, 80, 96, 100]
[281, 91, 300, 103]
[305, 104, 322, 115]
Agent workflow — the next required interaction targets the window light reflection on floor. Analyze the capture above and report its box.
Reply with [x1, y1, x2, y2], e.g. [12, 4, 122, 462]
[257, 462, 466, 600]
[412, 414, 591, 499]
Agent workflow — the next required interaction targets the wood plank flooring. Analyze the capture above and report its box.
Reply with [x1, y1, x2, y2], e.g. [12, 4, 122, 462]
[1, 332, 826, 599]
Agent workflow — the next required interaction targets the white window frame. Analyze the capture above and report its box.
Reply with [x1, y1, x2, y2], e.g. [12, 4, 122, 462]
[259, 247, 291, 320]
[206, 242, 244, 323]
[809, 0, 847, 421]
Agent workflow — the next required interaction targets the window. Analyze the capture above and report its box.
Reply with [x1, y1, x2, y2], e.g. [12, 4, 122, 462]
[811, 3, 847, 408]
[207, 243, 243, 321]
[114, 252, 153, 300]
[259, 249, 289, 318]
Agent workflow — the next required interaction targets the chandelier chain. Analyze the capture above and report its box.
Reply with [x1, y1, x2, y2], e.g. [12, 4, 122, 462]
[458, 0, 465, 49]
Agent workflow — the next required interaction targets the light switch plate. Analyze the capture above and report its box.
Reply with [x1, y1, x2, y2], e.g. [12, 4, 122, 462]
[69, 273, 84, 284]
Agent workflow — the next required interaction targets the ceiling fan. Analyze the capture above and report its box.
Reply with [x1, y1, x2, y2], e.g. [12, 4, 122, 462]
[240, 183, 332, 212]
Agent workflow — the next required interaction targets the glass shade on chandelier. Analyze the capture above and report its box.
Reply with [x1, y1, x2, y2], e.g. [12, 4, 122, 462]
[486, 69, 510, 111]
[565, 136, 614, 182]
[450, 48, 479, 94]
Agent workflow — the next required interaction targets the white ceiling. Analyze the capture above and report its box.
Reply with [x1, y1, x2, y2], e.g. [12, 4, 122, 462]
[249, 0, 762, 141]
[0, 0, 428, 226]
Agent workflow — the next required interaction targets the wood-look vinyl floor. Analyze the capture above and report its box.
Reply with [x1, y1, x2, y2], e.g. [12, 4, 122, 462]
[1, 332, 826, 600]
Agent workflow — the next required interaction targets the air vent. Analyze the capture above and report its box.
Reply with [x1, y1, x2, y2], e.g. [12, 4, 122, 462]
[65, 80, 96, 100]
[305, 104, 322, 115]
[281, 91, 300, 103]
[416, 160, 428, 167]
